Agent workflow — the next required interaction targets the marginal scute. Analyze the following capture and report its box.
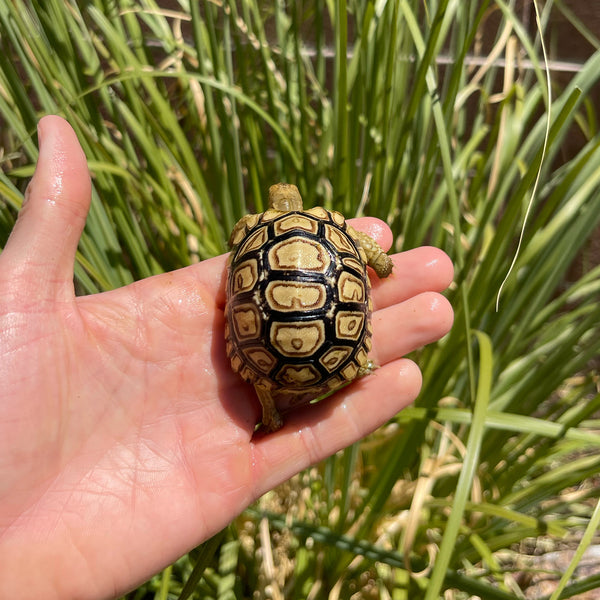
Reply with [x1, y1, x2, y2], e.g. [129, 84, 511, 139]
[229, 227, 247, 248]
[330, 210, 346, 227]
[231, 304, 261, 340]
[239, 364, 256, 382]
[326, 375, 344, 390]
[261, 208, 281, 222]
[304, 206, 329, 220]
[230, 353, 243, 373]
[355, 347, 368, 368]
[244, 347, 277, 374]
[244, 213, 260, 230]
[232, 259, 259, 295]
[341, 362, 359, 380]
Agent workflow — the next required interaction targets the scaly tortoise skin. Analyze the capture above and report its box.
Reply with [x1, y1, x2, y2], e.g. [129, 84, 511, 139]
[225, 183, 393, 431]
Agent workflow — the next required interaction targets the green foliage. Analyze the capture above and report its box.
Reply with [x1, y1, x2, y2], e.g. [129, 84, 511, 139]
[1, 0, 599, 598]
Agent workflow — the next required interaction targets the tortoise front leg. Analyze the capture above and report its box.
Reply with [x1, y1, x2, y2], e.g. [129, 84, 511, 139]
[347, 226, 394, 279]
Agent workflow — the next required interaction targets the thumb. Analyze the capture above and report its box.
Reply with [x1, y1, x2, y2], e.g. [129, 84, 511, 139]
[1, 116, 91, 301]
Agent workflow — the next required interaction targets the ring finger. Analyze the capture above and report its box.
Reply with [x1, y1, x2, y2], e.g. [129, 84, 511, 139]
[369, 291, 454, 365]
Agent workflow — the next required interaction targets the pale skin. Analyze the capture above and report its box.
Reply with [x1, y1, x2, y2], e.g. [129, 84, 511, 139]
[0, 116, 454, 599]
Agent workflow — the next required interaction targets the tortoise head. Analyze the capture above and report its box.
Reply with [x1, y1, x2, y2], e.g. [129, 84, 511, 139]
[268, 183, 303, 212]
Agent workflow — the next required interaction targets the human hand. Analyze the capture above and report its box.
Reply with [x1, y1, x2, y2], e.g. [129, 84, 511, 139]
[0, 116, 454, 599]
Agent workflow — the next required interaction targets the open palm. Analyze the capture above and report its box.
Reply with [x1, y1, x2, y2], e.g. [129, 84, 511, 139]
[0, 116, 454, 599]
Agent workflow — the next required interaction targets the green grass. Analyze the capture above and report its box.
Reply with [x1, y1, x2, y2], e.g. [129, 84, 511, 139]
[1, 0, 600, 598]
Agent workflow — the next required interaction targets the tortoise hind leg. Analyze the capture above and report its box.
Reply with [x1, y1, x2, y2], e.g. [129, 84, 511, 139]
[254, 385, 284, 432]
[347, 226, 394, 278]
[357, 359, 377, 377]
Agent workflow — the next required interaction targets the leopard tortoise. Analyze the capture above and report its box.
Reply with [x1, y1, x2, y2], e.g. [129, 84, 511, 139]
[225, 183, 393, 431]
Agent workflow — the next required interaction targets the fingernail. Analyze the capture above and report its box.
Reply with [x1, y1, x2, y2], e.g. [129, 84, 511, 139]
[37, 119, 44, 150]
[22, 120, 48, 209]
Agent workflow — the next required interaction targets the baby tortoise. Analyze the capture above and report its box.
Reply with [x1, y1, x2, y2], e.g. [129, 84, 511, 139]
[225, 183, 393, 431]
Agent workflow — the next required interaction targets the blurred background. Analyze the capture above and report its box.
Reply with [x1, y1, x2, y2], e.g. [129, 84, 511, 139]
[1, 1, 599, 598]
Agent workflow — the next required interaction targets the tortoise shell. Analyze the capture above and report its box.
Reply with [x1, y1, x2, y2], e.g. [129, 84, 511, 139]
[225, 205, 373, 408]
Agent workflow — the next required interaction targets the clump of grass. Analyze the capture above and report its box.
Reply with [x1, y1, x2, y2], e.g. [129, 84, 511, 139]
[1, 1, 600, 598]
